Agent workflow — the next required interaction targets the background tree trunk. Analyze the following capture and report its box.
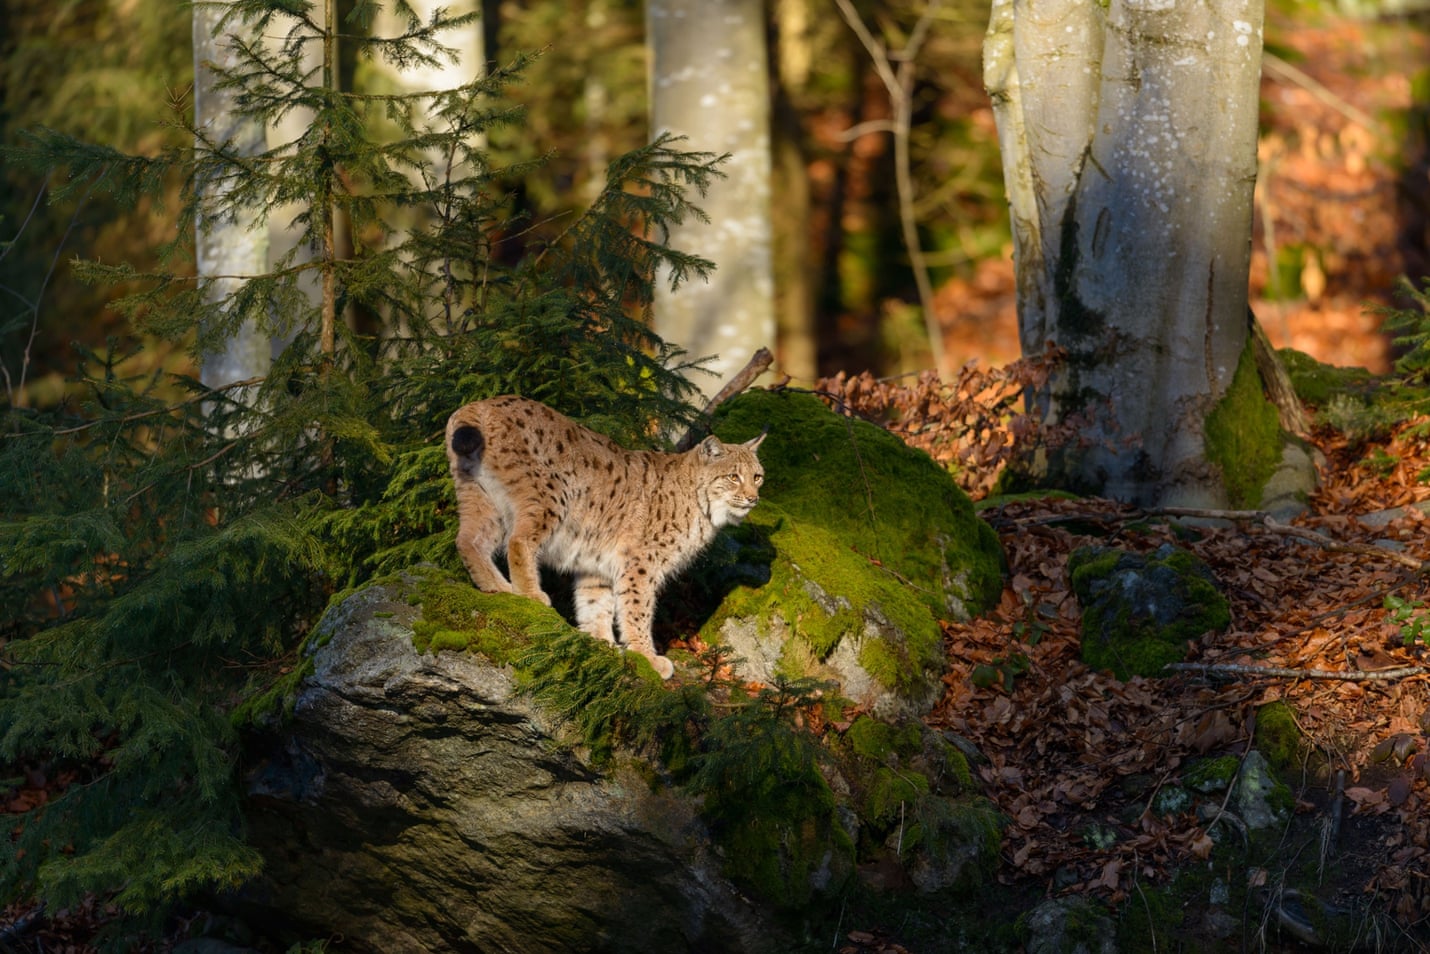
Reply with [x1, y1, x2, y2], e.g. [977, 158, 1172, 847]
[984, 0, 1273, 507]
[771, 0, 818, 384]
[366, 0, 486, 338]
[193, 2, 270, 390]
[647, 0, 776, 398]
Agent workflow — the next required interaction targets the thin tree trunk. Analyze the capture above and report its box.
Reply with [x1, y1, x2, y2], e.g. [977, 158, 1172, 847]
[647, 0, 776, 400]
[772, 0, 818, 383]
[193, 2, 270, 390]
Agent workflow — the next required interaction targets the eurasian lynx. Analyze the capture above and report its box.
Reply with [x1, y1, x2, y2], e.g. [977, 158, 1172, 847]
[445, 395, 766, 679]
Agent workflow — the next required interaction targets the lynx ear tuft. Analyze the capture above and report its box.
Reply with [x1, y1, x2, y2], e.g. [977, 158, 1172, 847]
[743, 431, 767, 453]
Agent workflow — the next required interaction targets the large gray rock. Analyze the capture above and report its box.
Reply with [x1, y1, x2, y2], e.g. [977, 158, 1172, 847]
[240, 582, 781, 953]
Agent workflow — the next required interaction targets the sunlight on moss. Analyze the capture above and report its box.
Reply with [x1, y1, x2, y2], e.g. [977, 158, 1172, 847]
[1205, 339, 1283, 509]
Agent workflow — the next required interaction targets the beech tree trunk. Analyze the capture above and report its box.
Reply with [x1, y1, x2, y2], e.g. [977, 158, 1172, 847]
[984, 0, 1272, 506]
[647, 0, 776, 398]
[194, 3, 270, 389]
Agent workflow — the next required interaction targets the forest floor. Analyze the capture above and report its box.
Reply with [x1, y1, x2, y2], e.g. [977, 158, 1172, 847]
[819, 16, 1430, 948]
[816, 357, 1430, 951]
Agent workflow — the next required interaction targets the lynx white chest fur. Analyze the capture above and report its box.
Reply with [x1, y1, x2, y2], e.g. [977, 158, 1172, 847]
[445, 395, 765, 679]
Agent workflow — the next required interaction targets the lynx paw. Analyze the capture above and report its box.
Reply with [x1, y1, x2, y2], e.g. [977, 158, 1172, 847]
[649, 654, 674, 680]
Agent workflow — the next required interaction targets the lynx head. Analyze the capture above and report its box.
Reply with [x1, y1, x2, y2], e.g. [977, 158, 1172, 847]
[695, 432, 766, 527]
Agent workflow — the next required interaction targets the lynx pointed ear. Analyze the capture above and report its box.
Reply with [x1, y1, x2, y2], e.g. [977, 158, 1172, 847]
[743, 431, 767, 453]
[697, 434, 727, 460]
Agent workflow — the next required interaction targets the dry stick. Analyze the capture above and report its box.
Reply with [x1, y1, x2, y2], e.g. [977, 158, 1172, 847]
[1249, 310, 1310, 436]
[1262, 52, 1380, 131]
[1168, 661, 1428, 682]
[1147, 506, 1429, 572]
[674, 347, 774, 452]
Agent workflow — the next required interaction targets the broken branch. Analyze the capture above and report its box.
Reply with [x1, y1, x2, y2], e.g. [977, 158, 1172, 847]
[675, 347, 774, 451]
[1168, 662, 1428, 682]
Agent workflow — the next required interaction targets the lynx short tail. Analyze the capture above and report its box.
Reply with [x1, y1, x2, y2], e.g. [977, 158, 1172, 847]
[449, 425, 485, 480]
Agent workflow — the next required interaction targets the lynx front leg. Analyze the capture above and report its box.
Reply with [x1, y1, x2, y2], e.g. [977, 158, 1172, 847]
[615, 566, 674, 680]
[573, 575, 617, 645]
[453, 483, 513, 594]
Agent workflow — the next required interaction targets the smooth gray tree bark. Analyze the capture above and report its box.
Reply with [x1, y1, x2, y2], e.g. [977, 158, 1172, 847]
[647, 0, 776, 399]
[194, 2, 270, 389]
[985, 0, 1279, 506]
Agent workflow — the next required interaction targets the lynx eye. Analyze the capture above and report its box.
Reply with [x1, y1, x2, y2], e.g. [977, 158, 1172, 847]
[753, 475, 763, 485]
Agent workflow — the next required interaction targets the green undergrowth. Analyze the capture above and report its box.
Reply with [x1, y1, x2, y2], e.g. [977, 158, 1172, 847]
[1280, 337, 1430, 449]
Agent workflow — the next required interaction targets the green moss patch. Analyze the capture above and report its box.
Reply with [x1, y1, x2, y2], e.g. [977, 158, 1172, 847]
[1183, 754, 1240, 794]
[703, 502, 948, 705]
[409, 567, 575, 661]
[1278, 348, 1378, 409]
[1205, 339, 1284, 509]
[712, 389, 1003, 621]
[1254, 700, 1302, 772]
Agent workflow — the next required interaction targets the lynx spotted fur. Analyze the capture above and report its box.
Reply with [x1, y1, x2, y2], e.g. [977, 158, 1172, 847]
[445, 395, 766, 679]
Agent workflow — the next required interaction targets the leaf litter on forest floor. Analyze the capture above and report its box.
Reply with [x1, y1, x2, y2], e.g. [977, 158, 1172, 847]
[843, 385, 1430, 932]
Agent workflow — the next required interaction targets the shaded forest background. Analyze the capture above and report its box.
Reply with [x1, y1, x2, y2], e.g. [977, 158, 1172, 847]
[3, 0, 1427, 404]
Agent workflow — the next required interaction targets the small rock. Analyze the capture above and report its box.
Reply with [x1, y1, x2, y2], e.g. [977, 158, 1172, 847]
[1234, 750, 1290, 830]
[1019, 897, 1117, 954]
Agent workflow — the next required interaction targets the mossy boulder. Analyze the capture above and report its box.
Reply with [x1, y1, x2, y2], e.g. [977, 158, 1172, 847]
[242, 577, 783, 953]
[836, 715, 1001, 894]
[703, 389, 1004, 718]
[241, 573, 1006, 950]
[1068, 543, 1229, 680]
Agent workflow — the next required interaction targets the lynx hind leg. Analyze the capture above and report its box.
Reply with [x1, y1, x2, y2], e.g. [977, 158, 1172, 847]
[615, 572, 674, 680]
[504, 508, 557, 607]
[452, 482, 513, 595]
[573, 575, 617, 645]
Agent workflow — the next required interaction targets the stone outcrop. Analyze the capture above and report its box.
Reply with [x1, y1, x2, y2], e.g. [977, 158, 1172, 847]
[234, 389, 1008, 951]
[241, 582, 781, 954]
[1068, 543, 1230, 679]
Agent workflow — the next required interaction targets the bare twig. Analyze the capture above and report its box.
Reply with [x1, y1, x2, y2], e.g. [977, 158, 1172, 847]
[674, 347, 773, 451]
[1168, 662, 1428, 682]
[1262, 52, 1379, 132]
[3, 376, 268, 438]
[1147, 506, 1428, 572]
[832, 0, 948, 381]
[2, 172, 96, 412]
